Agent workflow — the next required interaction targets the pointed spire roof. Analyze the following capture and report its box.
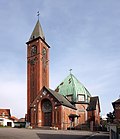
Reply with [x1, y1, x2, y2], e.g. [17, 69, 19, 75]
[87, 96, 100, 112]
[29, 19, 45, 41]
[55, 73, 91, 102]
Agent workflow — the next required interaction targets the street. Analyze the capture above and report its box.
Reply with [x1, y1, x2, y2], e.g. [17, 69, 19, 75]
[37, 132, 109, 139]
[37, 133, 89, 139]
[0, 128, 109, 139]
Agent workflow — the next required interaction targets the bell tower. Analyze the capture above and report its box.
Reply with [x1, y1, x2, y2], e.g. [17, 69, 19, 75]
[26, 19, 50, 122]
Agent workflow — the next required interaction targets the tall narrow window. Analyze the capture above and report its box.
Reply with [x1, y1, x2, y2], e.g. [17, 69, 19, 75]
[31, 45, 37, 56]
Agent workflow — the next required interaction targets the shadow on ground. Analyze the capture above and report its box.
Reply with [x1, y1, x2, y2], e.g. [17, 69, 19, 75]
[37, 134, 89, 139]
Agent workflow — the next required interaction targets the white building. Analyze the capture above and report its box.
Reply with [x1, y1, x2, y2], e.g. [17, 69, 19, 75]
[0, 117, 14, 127]
[0, 109, 14, 127]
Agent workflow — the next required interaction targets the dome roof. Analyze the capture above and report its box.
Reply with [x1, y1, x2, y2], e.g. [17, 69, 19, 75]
[55, 74, 91, 102]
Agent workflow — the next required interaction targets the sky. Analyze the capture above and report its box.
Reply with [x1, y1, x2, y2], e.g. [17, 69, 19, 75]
[0, 0, 120, 118]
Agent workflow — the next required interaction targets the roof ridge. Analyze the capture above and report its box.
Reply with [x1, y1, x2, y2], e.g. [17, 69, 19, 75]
[70, 74, 91, 96]
[70, 74, 77, 101]
[70, 74, 76, 91]
[71, 74, 88, 89]
[45, 87, 76, 109]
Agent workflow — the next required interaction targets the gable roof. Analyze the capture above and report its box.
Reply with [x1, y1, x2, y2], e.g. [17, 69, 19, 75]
[86, 96, 100, 112]
[55, 73, 91, 102]
[112, 98, 120, 108]
[30, 86, 76, 110]
[11, 116, 18, 121]
[0, 109, 11, 117]
[112, 98, 120, 104]
[46, 87, 76, 110]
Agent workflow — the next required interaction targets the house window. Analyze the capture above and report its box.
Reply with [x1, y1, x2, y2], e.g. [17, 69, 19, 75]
[66, 95, 73, 102]
[87, 96, 90, 102]
[78, 95, 85, 101]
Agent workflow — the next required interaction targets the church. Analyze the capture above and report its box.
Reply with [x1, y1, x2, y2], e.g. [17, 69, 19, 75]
[26, 19, 101, 130]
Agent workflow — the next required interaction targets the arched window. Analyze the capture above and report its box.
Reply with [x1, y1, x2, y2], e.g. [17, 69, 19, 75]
[31, 45, 37, 56]
[42, 99, 52, 113]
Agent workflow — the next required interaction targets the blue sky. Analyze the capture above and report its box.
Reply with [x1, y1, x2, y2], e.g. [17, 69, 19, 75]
[0, 0, 120, 118]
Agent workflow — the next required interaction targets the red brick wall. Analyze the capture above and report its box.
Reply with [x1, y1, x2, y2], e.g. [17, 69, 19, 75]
[114, 104, 120, 120]
[29, 88, 101, 129]
[53, 104, 89, 130]
[30, 91, 101, 130]
[87, 104, 100, 126]
[75, 104, 88, 124]
[115, 109, 120, 119]
[94, 104, 100, 125]
[58, 106, 76, 129]
[27, 38, 49, 122]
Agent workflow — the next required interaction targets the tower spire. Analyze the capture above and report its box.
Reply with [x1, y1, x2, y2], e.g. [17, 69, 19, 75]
[29, 15, 45, 41]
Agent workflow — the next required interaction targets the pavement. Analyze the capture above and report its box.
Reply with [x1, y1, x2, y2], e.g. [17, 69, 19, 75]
[0, 128, 109, 139]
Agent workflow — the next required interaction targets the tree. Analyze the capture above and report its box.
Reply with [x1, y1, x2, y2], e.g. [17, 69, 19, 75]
[106, 111, 115, 123]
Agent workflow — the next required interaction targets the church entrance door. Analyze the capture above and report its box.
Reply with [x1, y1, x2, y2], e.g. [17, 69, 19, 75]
[44, 112, 52, 126]
[42, 99, 52, 126]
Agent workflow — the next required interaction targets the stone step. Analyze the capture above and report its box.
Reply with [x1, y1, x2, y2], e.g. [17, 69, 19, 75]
[36, 126, 51, 130]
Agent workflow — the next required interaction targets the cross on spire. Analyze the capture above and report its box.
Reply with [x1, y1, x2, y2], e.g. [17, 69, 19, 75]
[37, 11, 40, 20]
[69, 69, 72, 74]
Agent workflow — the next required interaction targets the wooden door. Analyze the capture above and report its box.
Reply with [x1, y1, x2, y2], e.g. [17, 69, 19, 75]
[44, 112, 52, 126]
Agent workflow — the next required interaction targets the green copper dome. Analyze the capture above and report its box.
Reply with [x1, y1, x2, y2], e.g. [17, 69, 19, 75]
[55, 74, 91, 103]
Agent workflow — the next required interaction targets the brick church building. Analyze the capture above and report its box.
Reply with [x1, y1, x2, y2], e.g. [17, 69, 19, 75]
[26, 19, 101, 130]
[112, 98, 120, 122]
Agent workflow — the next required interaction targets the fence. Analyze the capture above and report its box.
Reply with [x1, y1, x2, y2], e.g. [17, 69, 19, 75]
[109, 124, 120, 139]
